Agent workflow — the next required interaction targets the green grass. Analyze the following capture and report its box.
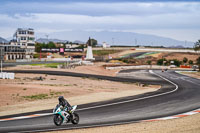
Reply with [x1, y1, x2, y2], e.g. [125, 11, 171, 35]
[44, 63, 63, 68]
[28, 63, 64, 68]
[50, 91, 63, 97]
[23, 94, 48, 100]
[93, 50, 121, 56]
[135, 52, 160, 59]
[22, 91, 69, 100]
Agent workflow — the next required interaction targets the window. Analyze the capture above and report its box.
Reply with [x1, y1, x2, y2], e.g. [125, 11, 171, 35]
[28, 31, 34, 35]
[21, 37, 26, 40]
[27, 43, 35, 46]
[28, 37, 35, 41]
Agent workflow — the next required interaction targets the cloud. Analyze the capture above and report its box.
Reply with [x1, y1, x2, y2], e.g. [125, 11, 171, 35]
[1, 11, 199, 29]
[0, 1, 200, 42]
[1, 1, 200, 16]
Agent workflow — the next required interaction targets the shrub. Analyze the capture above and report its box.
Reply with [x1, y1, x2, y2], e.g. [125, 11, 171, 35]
[119, 58, 136, 64]
[183, 57, 188, 64]
[157, 58, 182, 67]
[146, 60, 152, 65]
[23, 94, 48, 100]
[189, 60, 193, 65]
[157, 58, 167, 66]
[169, 59, 182, 67]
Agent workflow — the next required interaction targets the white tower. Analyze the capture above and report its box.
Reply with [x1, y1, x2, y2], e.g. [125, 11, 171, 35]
[86, 37, 95, 60]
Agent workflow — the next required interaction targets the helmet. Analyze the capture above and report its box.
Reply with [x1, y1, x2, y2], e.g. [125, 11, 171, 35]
[58, 96, 64, 102]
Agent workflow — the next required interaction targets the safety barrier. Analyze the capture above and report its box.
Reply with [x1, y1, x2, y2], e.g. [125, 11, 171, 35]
[0, 72, 15, 79]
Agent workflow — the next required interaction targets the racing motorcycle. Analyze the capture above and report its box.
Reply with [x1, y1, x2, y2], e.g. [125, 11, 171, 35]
[53, 104, 79, 126]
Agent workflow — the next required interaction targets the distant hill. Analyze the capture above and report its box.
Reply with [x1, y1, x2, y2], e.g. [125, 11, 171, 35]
[36, 38, 69, 43]
[168, 45, 185, 49]
[73, 40, 85, 44]
[85, 31, 195, 48]
[36, 38, 86, 44]
[37, 30, 195, 48]
[0, 37, 8, 43]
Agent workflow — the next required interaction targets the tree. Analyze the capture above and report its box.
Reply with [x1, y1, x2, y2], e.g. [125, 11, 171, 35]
[47, 42, 56, 48]
[35, 43, 43, 53]
[188, 60, 193, 65]
[157, 58, 167, 66]
[35, 42, 56, 53]
[197, 56, 200, 71]
[168, 59, 182, 67]
[183, 57, 188, 64]
[173, 59, 182, 67]
[87, 38, 98, 46]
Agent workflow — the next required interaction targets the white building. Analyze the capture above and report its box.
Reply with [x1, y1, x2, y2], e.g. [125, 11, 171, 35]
[65, 43, 80, 48]
[102, 42, 110, 48]
[12, 28, 35, 58]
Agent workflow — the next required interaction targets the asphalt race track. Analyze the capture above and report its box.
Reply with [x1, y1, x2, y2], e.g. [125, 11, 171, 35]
[0, 69, 200, 133]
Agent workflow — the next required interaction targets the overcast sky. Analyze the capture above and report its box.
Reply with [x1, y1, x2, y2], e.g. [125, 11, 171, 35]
[0, 0, 200, 42]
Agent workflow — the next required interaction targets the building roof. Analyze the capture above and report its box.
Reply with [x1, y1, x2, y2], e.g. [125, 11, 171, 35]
[0, 45, 21, 47]
[17, 28, 34, 31]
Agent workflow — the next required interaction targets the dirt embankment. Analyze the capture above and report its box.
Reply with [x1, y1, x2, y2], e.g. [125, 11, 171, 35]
[160, 52, 199, 62]
[179, 71, 200, 79]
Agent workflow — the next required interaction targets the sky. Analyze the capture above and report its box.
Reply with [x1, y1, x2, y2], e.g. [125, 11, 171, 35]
[0, 0, 200, 42]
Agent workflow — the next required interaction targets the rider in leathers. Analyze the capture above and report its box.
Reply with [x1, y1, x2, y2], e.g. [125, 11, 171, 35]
[58, 96, 72, 113]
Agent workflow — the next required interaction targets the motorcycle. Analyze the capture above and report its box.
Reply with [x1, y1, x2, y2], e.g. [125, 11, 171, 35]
[53, 104, 79, 126]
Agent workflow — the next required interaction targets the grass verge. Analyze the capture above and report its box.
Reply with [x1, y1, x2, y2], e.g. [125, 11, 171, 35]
[27, 63, 64, 68]
[22, 91, 69, 100]
[23, 94, 48, 100]
[93, 50, 121, 56]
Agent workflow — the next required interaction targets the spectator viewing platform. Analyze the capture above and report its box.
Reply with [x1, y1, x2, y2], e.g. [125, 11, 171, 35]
[0, 45, 26, 60]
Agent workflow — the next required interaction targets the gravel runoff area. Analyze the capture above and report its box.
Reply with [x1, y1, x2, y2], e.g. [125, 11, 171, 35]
[0, 63, 159, 116]
[0, 73, 159, 116]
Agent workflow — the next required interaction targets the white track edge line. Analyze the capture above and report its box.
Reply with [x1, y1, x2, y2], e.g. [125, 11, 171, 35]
[77, 70, 178, 111]
[8, 107, 200, 133]
[4, 70, 200, 133]
[0, 70, 178, 122]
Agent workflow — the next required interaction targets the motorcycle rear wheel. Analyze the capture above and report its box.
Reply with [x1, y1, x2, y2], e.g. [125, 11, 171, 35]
[54, 115, 63, 126]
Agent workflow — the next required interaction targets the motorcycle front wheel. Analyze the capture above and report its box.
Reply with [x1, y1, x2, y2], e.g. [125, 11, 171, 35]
[54, 115, 63, 126]
[71, 113, 79, 125]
